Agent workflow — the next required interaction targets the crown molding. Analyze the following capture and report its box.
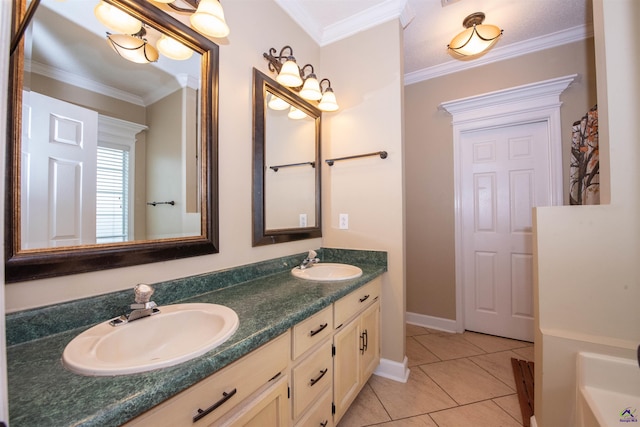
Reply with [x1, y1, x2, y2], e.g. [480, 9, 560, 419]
[275, 0, 410, 47]
[405, 24, 593, 86]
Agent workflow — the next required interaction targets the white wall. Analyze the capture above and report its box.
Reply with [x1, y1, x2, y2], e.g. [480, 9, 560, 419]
[533, 1, 640, 426]
[321, 20, 407, 368]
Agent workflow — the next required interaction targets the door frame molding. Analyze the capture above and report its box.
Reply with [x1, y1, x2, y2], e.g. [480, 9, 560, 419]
[440, 74, 577, 333]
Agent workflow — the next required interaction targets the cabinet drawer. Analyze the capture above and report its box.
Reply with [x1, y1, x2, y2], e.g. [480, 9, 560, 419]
[124, 332, 290, 427]
[292, 305, 333, 359]
[334, 277, 381, 328]
[291, 340, 333, 420]
[294, 387, 333, 427]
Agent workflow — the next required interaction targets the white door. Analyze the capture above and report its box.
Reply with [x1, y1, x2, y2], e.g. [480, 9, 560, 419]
[22, 91, 98, 249]
[461, 121, 550, 342]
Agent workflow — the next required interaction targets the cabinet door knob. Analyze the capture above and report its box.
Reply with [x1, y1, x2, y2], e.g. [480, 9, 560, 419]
[193, 388, 237, 422]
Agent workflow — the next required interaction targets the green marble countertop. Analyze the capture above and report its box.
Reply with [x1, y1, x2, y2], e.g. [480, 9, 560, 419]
[6, 249, 386, 427]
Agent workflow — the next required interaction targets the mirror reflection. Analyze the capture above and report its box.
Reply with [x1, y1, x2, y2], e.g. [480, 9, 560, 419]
[21, 0, 202, 249]
[252, 69, 321, 246]
[6, 0, 219, 282]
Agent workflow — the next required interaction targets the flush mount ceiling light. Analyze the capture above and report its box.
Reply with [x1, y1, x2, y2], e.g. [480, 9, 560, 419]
[154, 0, 230, 38]
[448, 12, 503, 57]
[263, 46, 339, 112]
[156, 34, 193, 60]
[106, 27, 159, 64]
[95, 1, 142, 34]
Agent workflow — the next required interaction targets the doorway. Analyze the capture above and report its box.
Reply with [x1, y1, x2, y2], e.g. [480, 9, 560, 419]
[441, 74, 575, 341]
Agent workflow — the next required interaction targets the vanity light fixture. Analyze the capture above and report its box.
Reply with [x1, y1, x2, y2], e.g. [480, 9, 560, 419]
[154, 0, 230, 38]
[448, 12, 503, 57]
[156, 34, 193, 60]
[267, 94, 290, 111]
[95, 1, 142, 34]
[288, 106, 307, 120]
[106, 27, 159, 64]
[263, 46, 339, 112]
[318, 79, 339, 112]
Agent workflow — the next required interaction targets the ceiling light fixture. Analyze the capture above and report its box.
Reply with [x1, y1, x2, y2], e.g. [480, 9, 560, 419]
[448, 12, 503, 57]
[106, 27, 159, 64]
[156, 34, 193, 60]
[158, 0, 230, 38]
[95, 1, 142, 34]
[263, 46, 339, 112]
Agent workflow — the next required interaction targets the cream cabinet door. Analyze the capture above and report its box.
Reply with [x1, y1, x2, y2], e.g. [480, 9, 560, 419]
[332, 318, 361, 423]
[221, 377, 289, 427]
[360, 300, 380, 381]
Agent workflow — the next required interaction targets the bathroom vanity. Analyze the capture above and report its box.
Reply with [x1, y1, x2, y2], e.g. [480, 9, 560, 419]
[5, 249, 386, 427]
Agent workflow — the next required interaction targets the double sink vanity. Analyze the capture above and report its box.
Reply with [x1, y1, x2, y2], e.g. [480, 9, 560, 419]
[5, 248, 387, 426]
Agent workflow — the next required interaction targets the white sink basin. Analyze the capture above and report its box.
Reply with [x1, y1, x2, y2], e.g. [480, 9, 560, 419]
[62, 303, 239, 376]
[291, 263, 363, 281]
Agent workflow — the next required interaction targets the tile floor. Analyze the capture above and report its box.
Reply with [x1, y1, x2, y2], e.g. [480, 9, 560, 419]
[338, 324, 534, 427]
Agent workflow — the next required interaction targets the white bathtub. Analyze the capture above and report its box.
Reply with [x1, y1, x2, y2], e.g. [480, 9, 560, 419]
[577, 352, 640, 427]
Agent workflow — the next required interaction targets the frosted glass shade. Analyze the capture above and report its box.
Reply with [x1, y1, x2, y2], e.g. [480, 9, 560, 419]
[190, 0, 230, 38]
[267, 94, 289, 110]
[299, 75, 322, 101]
[318, 88, 339, 112]
[107, 34, 159, 64]
[288, 106, 307, 120]
[157, 34, 193, 60]
[276, 59, 302, 87]
[448, 24, 502, 56]
[95, 1, 142, 34]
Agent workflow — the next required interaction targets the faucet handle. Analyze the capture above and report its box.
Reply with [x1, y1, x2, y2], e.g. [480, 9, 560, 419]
[134, 284, 154, 304]
[307, 249, 317, 259]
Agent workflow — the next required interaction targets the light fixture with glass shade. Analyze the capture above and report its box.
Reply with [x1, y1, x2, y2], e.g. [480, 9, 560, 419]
[318, 79, 339, 112]
[288, 106, 307, 120]
[448, 12, 503, 57]
[263, 45, 339, 112]
[156, 34, 193, 60]
[152, 0, 230, 38]
[95, 1, 142, 34]
[106, 27, 159, 64]
[267, 94, 290, 111]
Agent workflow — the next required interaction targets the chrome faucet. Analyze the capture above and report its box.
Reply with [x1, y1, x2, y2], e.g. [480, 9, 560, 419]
[298, 250, 320, 270]
[110, 284, 160, 326]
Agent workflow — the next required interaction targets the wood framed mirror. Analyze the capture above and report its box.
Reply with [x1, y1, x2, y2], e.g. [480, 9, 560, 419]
[252, 68, 321, 246]
[6, 0, 219, 282]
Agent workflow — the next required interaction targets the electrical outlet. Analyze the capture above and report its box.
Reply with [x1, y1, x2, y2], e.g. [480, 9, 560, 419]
[299, 214, 307, 227]
[339, 213, 349, 230]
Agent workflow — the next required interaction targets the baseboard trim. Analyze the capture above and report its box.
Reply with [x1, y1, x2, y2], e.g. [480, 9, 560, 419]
[373, 357, 410, 383]
[406, 312, 458, 333]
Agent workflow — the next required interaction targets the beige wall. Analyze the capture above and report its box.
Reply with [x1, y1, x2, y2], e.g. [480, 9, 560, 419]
[4, 1, 406, 375]
[320, 20, 406, 364]
[404, 39, 597, 320]
[534, 1, 640, 425]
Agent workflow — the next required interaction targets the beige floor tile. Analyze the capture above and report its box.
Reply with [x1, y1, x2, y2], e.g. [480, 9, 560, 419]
[368, 368, 457, 419]
[493, 394, 525, 425]
[420, 358, 514, 405]
[462, 332, 531, 353]
[470, 350, 522, 390]
[414, 333, 485, 360]
[429, 400, 522, 427]
[512, 345, 535, 362]
[406, 323, 431, 337]
[338, 383, 391, 427]
[375, 414, 438, 427]
[407, 337, 440, 367]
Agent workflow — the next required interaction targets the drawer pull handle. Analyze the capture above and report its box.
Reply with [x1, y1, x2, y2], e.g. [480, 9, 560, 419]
[320, 421, 329, 427]
[310, 323, 328, 337]
[193, 388, 237, 423]
[359, 294, 370, 303]
[309, 368, 328, 387]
